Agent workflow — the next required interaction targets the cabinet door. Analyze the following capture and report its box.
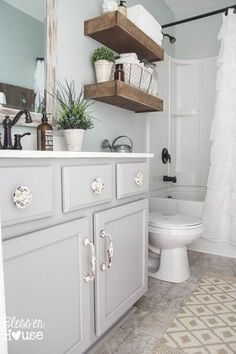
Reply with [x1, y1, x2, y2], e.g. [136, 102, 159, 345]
[3, 218, 93, 354]
[94, 199, 148, 336]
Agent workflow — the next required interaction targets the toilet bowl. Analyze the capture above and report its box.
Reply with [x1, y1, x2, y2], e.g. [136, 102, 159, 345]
[149, 212, 203, 283]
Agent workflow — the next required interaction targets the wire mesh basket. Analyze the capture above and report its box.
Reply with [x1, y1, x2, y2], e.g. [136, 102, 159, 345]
[113, 63, 153, 92]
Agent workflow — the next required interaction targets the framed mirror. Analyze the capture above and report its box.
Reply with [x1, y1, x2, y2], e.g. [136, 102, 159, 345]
[0, 0, 57, 126]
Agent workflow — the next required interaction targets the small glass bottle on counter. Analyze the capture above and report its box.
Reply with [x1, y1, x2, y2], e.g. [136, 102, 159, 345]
[37, 113, 53, 151]
[114, 63, 125, 82]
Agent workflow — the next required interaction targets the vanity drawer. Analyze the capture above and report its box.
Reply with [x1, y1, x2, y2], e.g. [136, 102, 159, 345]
[62, 164, 113, 213]
[117, 163, 148, 199]
[0, 167, 54, 226]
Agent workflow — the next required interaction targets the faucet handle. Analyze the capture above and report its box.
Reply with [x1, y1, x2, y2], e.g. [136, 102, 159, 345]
[13, 132, 31, 150]
[163, 175, 177, 183]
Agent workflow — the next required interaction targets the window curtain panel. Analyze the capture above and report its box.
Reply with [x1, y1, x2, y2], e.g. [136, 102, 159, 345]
[34, 59, 45, 111]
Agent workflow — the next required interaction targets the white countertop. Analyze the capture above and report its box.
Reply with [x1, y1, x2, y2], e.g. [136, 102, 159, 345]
[0, 150, 154, 159]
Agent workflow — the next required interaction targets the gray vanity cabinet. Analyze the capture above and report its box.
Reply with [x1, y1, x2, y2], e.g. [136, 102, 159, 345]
[94, 199, 148, 336]
[3, 218, 92, 354]
[0, 157, 150, 354]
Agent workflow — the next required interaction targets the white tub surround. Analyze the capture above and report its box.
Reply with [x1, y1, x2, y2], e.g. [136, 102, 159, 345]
[0, 150, 153, 159]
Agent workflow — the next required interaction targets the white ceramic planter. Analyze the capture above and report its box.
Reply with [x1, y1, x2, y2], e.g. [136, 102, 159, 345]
[63, 129, 85, 151]
[94, 60, 113, 83]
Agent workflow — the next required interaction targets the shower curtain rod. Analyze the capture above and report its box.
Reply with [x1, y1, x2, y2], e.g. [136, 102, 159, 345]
[162, 4, 236, 28]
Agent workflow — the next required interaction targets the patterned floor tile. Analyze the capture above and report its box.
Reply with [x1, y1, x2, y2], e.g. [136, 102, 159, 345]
[219, 313, 236, 326]
[92, 252, 236, 354]
[200, 315, 227, 328]
[213, 326, 236, 343]
[154, 274, 236, 353]
[205, 343, 235, 353]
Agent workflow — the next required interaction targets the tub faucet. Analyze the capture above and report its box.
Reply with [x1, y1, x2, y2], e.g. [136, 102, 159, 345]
[163, 175, 177, 183]
[2, 110, 32, 149]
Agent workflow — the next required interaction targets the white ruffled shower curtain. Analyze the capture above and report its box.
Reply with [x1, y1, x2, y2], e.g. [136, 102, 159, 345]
[203, 9, 236, 245]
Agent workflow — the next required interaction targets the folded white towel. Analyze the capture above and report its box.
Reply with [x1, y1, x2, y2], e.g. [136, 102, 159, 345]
[120, 53, 138, 60]
[115, 57, 139, 65]
[127, 5, 163, 46]
[102, 0, 118, 13]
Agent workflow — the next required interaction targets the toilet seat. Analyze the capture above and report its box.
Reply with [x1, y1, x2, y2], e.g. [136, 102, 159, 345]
[149, 212, 202, 230]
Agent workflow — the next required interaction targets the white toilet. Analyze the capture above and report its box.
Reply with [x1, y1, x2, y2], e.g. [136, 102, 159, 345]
[149, 212, 203, 283]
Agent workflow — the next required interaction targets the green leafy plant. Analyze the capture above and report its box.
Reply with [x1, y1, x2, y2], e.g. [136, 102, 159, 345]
[92, 47, 115, 63]
[35, 94, 46, 114]
[50, 80, 94, 130]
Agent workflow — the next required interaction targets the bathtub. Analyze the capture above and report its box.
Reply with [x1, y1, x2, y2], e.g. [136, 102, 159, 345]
[155, 186, 206, 202]
[149, 186, 236, 258]
[150, 186, 206, 218]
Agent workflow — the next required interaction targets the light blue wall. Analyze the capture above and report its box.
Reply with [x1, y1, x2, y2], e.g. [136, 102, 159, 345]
[0, 0, 44, 89]
[174, 0, 236, 59]
[57, 0, 175, 152]
[0, 0, 174, 152]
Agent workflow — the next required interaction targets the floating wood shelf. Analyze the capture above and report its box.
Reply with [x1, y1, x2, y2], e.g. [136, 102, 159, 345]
[84, 11, 164, 62]
[84, 81, 163, 113]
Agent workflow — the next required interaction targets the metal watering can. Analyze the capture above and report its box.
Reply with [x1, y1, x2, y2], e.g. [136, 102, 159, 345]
[101, 136, 133, 153]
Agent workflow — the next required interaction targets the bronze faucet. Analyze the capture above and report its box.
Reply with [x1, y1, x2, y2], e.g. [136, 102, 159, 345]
[2, 110, 32, 149]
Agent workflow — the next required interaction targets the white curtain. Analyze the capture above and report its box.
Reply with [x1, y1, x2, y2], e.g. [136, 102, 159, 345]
[203, 9, 236, 245]
[34, 59, 45, 111]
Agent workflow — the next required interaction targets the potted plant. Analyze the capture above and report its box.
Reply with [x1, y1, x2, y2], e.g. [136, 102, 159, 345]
[51, 80, 94, 151]
[92, 46, 115, 83]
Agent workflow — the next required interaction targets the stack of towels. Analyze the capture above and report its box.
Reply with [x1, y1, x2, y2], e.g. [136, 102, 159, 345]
[127, 5, 163, 46]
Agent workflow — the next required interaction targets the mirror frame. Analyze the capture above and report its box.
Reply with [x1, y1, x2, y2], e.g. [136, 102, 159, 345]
[0, 0, 57, 127]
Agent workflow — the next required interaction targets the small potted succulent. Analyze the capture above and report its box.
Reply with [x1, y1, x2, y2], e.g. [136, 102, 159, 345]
[92, 46, 115, 83]
[51, 80, 94, 151]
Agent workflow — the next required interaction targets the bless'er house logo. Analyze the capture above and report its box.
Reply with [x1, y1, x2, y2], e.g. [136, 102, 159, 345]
[6, 316, 45, 342]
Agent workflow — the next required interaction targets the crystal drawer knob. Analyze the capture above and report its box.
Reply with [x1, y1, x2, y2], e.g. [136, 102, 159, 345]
[91, 178, 104, 195]
[134, 173, 144, 187]
[13, 186, 32, 209]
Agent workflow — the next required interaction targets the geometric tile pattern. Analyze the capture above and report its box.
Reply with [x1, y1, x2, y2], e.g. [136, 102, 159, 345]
[156, 275, 236, 354]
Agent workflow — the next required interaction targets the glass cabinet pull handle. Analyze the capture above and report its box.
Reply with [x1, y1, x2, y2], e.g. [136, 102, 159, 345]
[13, 186, 32, 209]
[134, 173, 144, 187]
[83, 238, 96, 283]
[100, 230, 113, 271]
[91, 178, 104, 195]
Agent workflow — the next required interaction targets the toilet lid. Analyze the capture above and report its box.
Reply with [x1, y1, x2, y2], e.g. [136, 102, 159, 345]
[149, 212, 202, 229]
